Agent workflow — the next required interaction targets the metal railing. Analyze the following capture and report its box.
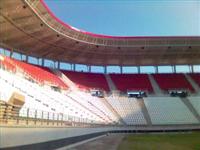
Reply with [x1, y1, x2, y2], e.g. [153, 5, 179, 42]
[0, 100, 110, 127]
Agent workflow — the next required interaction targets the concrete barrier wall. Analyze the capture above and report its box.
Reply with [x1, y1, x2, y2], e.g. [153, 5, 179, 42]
[0, 127, 110, 149]
[1, 125, 200, 149]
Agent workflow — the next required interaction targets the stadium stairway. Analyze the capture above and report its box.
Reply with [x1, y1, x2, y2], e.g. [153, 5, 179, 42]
[104, 74, 117, 91]
[136, 98, 152, 125]
[148, 74, 163, 95]
[184, 74, 200, 94]
[180, 97, 200, 123]
[50, 68, 77, 90]
[101, 97, 126, 125]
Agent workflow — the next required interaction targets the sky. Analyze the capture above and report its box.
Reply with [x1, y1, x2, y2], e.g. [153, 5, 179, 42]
[44, 0, 200, 36]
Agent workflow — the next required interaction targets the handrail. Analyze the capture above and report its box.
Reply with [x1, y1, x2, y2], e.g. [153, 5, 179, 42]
[0, 100, 112, 127]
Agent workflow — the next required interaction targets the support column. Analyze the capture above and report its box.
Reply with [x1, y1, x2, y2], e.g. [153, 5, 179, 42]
[105, 66, 107, 74]
[120, 66, 122, 74]
[71, 64, 75, 71]
[88, 65, 91, 72]
[155, 66, 158, 73]
[10, 50, 13, 58]
[138, 66, 140, 74]
[20, 53, 23, 61]
[172, 65, 176, 73]
[41, 59, 44, 66]
[37, 58, 40, 65]
[25, 55, 28, 62]
[58, 62, 61, 69]
[190, 65, 194, 73]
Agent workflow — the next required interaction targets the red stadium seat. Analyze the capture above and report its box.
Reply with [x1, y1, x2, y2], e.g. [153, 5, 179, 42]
[153, 74, 194, 92]
[0, 56, 16, 72]
[5, 57, 68, 89]
[61, 70, 109, 91]
[189, 73, 200, 87]
[110, 74, 153, 93]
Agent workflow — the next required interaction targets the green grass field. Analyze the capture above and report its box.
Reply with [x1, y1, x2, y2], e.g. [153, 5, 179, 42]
[118, 132, 200, 150]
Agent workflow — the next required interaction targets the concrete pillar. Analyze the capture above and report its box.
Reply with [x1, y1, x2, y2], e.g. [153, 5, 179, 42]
[155, 66, 158, 73]
[10, 50, 13, 58]
[41, 59, 44, 66]
[58, 62, 61, 69]
[120, 66, 122, 74]
[88, 65, 91, 72]
[190, 65, 194, 73]
[138, 66, 140, 74]
[72, 64, 75, 71]
[37, 58, 40, 65]
[104, 66, 107, 74]
[172, 65, 176, 73]
[25, 55, 28, 62]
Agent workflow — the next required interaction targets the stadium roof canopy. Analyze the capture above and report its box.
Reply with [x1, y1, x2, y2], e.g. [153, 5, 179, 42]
[0, 0, 200, 66]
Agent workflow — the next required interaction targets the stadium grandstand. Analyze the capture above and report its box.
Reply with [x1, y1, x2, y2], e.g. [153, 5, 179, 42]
[0, 0, 200, 149]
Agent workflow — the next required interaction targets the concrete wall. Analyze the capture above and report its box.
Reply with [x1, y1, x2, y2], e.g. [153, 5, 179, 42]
[0, 127, 111, 149]
[1, 125, 200, 149]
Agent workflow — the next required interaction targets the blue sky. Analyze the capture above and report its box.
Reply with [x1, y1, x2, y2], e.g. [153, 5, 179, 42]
[44, 0, 200, 36]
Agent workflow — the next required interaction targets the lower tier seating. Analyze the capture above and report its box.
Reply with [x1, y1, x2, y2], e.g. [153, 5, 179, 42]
[188, 97, 200, 115]
[0, 69, 103, 123]
[143, 97, 199, 125]
[107, 96, 147, 125]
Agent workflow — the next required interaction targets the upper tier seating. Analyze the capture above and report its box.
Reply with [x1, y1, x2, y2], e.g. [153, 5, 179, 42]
[2, 56, 67, 89]
[0, 55, 16, 72]
[153, 74, 194, 92]
[61, 71, 109, 91]
[110, 74, 153, 93]
[189, 73, 200, 87]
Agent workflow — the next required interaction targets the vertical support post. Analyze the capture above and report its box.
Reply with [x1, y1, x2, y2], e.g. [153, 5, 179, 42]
[138, 66, 140, 74]
[61, 114, 63, 126]
[172, 65, 176, 73]
[53, 113, 54, 125]
[25, 55, 28, 63]
[37, 58, 39, 65]
[35, 110, 37, 125]
[120, 66, 122, 74]
[41, 111, 43, 125]
[58, 62, 61, 69]
[42, 59, 44, 66]
[105, 66, 107, 74]
[155, 66, 158, 73]
[26, 108, 29, 125]
[72, 64, 75, 71]
[190, 65, 194, 73]
[47, 112, 49, 125]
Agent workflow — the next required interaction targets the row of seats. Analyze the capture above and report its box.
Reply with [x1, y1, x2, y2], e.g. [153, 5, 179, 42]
[62, 70, 109, 91]
[1, 55, 200, 93]
[1, 67, 200, 126]
[189, 73, 200, 87]
[143, 97, 199, 125]
[153, 74, 194, 92]
[0, 68, 116, 124]
[0, 55, 68, 89]
[110, 74, 153, 93]
[107, 96, 147, 125]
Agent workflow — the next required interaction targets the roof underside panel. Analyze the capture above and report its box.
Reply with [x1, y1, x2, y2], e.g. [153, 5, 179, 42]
[0, 0, 200, 66]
